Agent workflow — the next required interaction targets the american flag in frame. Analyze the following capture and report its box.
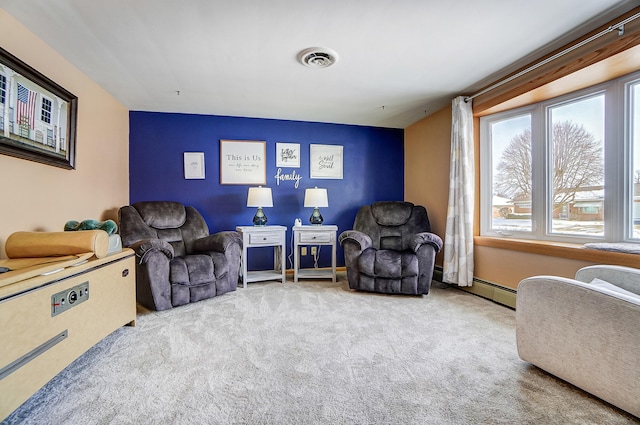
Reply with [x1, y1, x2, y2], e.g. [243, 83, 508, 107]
[0, 46, 77, 169]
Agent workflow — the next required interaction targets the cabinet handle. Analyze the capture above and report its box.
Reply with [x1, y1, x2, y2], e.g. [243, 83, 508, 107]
[122, 269, 129, 277]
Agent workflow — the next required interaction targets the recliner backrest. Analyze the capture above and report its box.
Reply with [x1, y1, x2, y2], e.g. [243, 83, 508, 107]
[354, 201, 431, 251]
[119, 201, 209, 257]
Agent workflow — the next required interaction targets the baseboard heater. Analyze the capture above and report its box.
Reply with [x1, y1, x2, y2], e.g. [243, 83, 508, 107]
[0, 330, 68, 380]
[433, 266, 517, 309]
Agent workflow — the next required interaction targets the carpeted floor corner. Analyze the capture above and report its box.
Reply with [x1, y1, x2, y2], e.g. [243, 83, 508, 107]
[3, 276, 638, 424]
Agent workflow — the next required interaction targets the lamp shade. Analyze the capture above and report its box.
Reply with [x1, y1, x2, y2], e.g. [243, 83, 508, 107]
[247, 186, 273, 207]
[304, 187, 328, 208]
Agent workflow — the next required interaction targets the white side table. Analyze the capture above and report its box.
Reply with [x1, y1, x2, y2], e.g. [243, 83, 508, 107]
[293, 225, 338, 283]
[236, 225, 287, 288]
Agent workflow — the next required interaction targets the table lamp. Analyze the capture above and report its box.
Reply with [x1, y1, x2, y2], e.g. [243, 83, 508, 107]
[304, 187, 328, 225]
[247, 186, 273, 226]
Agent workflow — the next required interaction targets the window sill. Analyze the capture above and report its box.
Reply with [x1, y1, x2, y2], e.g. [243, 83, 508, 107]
[474, 236, 640, 268]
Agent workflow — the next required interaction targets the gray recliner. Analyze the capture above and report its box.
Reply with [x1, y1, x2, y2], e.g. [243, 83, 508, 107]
[339, 201, 442, 295]
[118, 201, 242, 311]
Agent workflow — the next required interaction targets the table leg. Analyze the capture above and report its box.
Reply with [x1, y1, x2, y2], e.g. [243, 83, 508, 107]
[280, 244, 286, 283]
[294, 241, 299, 283]
[241, 244, 248, 288]
[332, 242, 336, 283]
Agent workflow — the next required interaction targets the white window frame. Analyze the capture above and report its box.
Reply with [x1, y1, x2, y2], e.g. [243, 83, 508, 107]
[480, 106, 536, 238]
[40, 95, 52, 124]
[0, 73, 6, 105]
[480, 70, 640, 243]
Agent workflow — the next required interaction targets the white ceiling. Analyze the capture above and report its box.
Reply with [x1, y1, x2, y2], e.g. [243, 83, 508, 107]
[0, 0, 637, 128]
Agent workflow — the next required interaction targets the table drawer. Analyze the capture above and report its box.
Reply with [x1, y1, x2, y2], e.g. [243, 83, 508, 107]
[249, 232, 282, 245]
[300, 232, 332, 243]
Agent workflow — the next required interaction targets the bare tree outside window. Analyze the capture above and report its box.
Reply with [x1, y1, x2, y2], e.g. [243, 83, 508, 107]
[494, 128, 532, 199]
[551, 121, 603, 206]
[494, 121, 603, 201]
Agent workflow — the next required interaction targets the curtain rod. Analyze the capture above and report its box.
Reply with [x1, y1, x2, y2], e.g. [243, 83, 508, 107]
[464, 11, 640, 103]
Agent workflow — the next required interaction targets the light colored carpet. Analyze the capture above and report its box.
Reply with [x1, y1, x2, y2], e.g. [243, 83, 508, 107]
[3, 275, 638, 424]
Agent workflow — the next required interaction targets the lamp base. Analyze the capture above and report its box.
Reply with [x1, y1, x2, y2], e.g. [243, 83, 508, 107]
[309, 208, 323, 225]
[253, 207, 268, 226]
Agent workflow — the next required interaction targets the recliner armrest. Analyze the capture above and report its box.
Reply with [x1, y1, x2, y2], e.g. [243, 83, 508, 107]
[129, 238, 174, 262]
[412, 232, 443, 253]
[192, 231, 242, 254]
[339, 230, 372, 250]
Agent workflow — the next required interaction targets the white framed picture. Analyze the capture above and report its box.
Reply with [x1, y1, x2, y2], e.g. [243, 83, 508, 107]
[276, 142, 300, 168]
[219, 140, 266, 185]
[310, 144, 343, 179]
[184, 152, 205, 179]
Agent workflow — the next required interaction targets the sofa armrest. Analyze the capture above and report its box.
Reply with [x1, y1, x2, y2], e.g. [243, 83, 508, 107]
[412, 232, 443, 253]
[575, 265, 640, 296]
[129, 238, 174, 262]
[338, 230, 372, 251]
[192, 231, 242, 254]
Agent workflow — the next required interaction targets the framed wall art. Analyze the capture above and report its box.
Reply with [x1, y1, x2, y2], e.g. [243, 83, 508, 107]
[310, 144, 343, 179]
[220, 140, 266, 185]
[276, 142, 300, 168]
[184, 152, 205, 179]
[0, 46, 78, 169]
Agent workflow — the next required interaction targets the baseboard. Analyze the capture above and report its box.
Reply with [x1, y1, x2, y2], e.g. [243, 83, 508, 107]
[433, 266, 517, 309]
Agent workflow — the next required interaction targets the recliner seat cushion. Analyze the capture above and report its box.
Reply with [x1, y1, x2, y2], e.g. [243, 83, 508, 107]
[358, 248, 418, 278]
[170, 255, 215, 286]
[169, 252, 229, 286]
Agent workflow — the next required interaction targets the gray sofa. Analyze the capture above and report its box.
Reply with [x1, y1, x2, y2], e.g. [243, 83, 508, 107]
[516, 265, 640, 417]
[118, 201, 242, 311]
[339, 201, 442, 295]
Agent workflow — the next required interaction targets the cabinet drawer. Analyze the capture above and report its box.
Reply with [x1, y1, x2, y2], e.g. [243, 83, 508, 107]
[249, 232, 282, 245]
[300, 232, 332, 243]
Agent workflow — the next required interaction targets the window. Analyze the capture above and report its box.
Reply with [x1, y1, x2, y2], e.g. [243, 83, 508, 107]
[631, 81, 640, 238]
[41, 97, 52, 124]
[482, 112, 532, 234]
[480, 71, 640, 243]
[548, 93, 604, 237]
[0, 74, 6, 105]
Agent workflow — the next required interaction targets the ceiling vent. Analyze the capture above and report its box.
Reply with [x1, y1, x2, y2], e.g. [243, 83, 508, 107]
[298, 47, 339, 69]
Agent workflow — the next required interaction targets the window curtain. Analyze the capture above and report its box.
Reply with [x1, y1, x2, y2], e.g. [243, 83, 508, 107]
[443, 96, 474, 286]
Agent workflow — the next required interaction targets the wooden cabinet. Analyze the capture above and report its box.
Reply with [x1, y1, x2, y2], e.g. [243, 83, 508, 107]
[0, 249, 136, 421]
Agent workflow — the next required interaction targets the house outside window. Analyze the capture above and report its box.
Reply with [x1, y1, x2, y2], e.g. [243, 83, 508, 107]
[480, 70, 640, 242]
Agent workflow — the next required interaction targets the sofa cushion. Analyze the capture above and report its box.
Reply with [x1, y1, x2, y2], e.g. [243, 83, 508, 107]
[589, 278, 640, 300]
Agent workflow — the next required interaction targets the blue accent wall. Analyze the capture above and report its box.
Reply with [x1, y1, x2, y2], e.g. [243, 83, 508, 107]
[129, 111, 404, 270]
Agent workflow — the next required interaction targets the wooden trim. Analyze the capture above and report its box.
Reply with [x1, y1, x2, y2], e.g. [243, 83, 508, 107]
[475, 236, 640, 268]
[473, 7, 640, 115]
[476, 44, 640, 117]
